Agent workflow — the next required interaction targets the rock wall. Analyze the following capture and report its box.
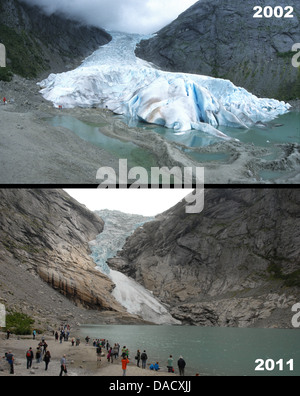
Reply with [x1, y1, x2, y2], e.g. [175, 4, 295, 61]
[135, 0, 300, 101]
[0, 0, 111, 77]
[112, 188, 300, 327]
[0, 189, 125, 314]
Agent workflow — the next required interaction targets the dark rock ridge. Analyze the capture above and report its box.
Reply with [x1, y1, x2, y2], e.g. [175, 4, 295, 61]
[0, 189, 143, 328]
[110, 188, 300, 328]
[135, 0, 300, 101]
[0, 0, 111, 78]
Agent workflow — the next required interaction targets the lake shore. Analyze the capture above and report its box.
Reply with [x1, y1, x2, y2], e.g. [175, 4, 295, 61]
[0, 331, 176, 377]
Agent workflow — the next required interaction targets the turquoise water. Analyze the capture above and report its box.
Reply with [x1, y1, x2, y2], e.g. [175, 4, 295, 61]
[80, 325, 300, 376]
[48, 115, 157, 169]
[125, 111, 300, 149]
[48, 111, 299, 182]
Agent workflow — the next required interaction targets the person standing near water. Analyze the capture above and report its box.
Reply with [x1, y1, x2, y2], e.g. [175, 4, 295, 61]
[121, 355, 130, 376]
[167, 355, 174, 373]
[141, 350, 148, 369]
[177, 356, 186, 376]
[136, 350, 141, 367]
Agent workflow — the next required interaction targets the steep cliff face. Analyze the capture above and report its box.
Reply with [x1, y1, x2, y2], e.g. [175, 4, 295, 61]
[89, 210, 179, 324]
[0, 0, 111, 78]
[112, 189, 300, 327]
[0, 189, 127, 315]
[135, 0, 300, 101]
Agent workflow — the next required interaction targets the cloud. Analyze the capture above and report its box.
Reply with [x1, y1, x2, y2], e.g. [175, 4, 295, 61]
[64, 189, 194, 216]
[20, 0, 198, 34]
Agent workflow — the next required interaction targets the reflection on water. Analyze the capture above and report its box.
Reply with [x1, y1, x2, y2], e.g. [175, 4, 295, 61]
[123, 111, 300, 149]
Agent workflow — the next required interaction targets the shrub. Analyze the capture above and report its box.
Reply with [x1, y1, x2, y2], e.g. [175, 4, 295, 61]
[0, 67, 13, 82]
[5, 311, 34, 335]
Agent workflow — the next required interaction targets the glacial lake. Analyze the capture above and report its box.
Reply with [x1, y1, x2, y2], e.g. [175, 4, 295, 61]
[48, 115, 158, 170]
[80, 325, 300, 376]
[48, 110, 299, 183]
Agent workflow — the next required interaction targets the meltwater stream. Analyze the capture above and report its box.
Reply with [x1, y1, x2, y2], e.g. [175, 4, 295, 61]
[89, 210, 180, 325]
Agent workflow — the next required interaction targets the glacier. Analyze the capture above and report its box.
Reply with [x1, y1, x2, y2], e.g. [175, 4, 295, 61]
[38, 32, 290, 140]
[89, 209, 180, 325]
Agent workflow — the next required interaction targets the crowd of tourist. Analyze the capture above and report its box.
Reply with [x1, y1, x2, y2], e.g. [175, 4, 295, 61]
[2, 324, 187, 376]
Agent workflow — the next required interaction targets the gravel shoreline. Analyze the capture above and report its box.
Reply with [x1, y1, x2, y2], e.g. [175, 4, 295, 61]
[0, 331, 175, 377]
[0, 75, 122, 184]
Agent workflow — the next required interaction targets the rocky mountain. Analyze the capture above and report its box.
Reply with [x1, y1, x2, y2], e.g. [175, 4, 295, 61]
[0, 0, 111, 78]
[89, 210, 179, 325]
[0, 189, 143, 330]
[110, 188, 300, 328]
[135, 0, 300, 101]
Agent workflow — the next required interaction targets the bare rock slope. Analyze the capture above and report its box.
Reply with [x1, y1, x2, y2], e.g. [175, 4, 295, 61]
[111, 189, 300, 327]
[136, 0, 300, 101]
[0, 189, 141, 328]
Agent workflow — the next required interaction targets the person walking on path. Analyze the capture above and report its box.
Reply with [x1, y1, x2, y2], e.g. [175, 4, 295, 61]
[32, 330, 36, 340]
[26, 347, 34, 369]
[122, 355, 130, 376]
[59, 355, 68, 376]
[36, 347, 42, 363]
[136, 349, 141, 367]
[6, 351, 14, 374]
[141, 350, 148, 369]
[177, 356, 186, 376]
[44, 350, 51, 371]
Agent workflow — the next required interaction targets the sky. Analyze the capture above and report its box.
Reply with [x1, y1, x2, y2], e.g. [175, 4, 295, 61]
[22, 0, 199, 34]
[64, 189, 193, 216]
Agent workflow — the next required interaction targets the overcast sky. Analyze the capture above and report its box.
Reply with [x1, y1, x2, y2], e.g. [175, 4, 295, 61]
[64, 189, 193, 216]
[22, 0, 198, 34]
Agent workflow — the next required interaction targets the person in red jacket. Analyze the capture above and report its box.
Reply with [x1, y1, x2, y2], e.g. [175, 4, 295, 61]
[122, 355, 130, 376]
[3, 97, 7, 105]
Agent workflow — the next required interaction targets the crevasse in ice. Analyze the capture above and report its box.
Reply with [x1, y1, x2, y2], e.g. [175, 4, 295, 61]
[89, 209, 180, 325]
[38, 32, 290, 139]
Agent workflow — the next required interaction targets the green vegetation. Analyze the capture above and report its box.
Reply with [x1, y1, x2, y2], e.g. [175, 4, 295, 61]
[5, 311, 34, 335]
[277, 66, 300, 101]
[267, 262, 300, 288]
[0, 67, 13, 82]
[0, 24, 48, 78]
[276, 51, 296, 59]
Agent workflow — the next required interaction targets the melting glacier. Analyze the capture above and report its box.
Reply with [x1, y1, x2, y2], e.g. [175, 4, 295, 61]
[38, 32, 290, 140]
[89, 209, 180, 325]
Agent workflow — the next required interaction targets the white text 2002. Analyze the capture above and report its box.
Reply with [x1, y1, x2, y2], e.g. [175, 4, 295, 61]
[253, 6, 294, 18]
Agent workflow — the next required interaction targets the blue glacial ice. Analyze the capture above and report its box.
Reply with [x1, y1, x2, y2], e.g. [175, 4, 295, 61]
[89, 209, 180, 324]
[38, 32, 291, 140]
